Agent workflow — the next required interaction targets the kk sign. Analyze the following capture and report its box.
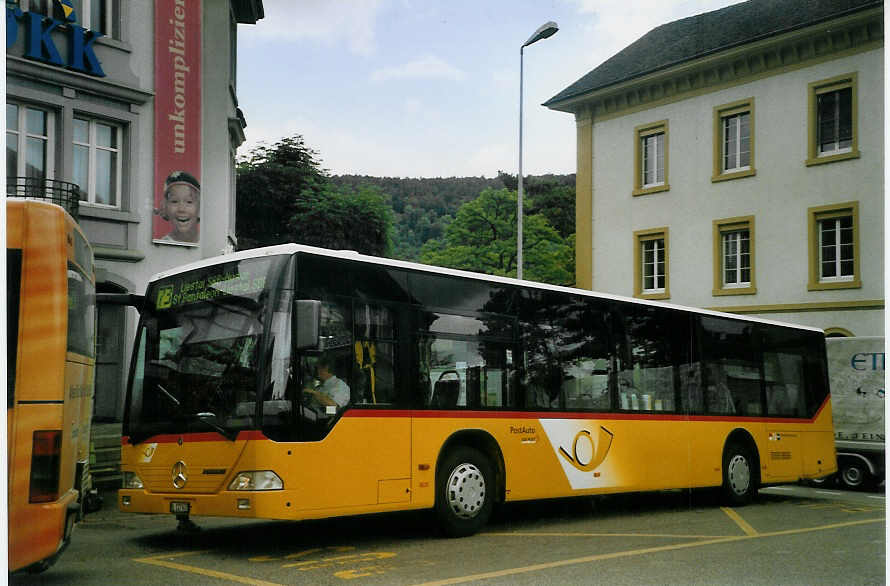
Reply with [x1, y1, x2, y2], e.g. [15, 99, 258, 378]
[6, 0, 106, 77]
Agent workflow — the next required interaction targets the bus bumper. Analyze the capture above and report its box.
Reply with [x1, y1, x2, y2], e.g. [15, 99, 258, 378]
[118, 489, 288, 519]
[12, 491, 80, 574]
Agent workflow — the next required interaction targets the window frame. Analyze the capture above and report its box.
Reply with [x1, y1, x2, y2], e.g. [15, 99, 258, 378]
[6, 102, 56, 184]
[81, 0, 118, 38]
[19, 0, 120, 38]
[806, 73, 859, 166]
[712, 216, 756, 296]
[807, 201, 861, 290]
[712, 98, 755, 182]
[633, 120, 669, 196]
[72, 115, 123, 209]
[633, 227, 669, 300]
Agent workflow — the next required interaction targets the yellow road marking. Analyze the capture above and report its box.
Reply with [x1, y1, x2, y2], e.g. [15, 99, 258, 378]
[134, 552, 283, 586]
[415, 517, 884, 586]
[282, 551, 397, 569]
[720, 507, 759, 536]
[485, 531, 729, 539]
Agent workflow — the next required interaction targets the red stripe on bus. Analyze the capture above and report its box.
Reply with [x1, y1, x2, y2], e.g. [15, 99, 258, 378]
[120, 430, 267, 445]
[343, 397, 831, 425]
[121, 395, 831, 445]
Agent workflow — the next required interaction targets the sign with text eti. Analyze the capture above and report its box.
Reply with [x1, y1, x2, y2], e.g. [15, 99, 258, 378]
[153, 0, 202, 247]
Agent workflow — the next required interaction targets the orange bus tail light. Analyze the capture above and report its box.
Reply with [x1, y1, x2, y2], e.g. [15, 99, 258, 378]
[30, 430, 62, 503]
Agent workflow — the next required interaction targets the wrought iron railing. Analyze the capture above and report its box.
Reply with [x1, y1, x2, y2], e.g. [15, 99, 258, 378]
[7, 177, 81, 218]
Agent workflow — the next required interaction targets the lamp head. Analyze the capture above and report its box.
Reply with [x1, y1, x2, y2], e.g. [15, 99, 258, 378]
[523, 21, 558, 47]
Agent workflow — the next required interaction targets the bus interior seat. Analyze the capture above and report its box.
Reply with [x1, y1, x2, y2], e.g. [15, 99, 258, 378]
[432, 371, 460, 408]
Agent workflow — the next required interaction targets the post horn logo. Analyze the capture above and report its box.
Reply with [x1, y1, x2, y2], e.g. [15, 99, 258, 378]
[172, 460, 188, 489]
[558, 426, 614, 472]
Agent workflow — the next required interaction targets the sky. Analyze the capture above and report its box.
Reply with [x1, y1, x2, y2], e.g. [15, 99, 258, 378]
[236, 0, 743, 179]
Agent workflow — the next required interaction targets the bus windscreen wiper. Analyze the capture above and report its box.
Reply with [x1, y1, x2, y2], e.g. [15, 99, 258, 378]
[156, 383, 180, 406]
[185, 413, 238, 441]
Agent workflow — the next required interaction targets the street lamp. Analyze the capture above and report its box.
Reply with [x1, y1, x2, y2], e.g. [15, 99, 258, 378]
[517, 20, 558, 281]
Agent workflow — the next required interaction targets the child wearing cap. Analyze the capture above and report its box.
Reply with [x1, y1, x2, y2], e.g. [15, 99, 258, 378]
[158, 170, 200, 243]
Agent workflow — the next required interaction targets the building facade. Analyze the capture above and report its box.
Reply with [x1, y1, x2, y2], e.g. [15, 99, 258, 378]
[6, 0, 265, 421]
[545, 0, 883, 336]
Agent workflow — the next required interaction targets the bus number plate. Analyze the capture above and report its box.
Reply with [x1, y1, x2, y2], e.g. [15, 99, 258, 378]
[170, 501, 190, 514]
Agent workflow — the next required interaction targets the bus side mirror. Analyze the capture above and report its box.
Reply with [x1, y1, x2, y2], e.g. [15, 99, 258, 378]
[295, 300, 321, 350]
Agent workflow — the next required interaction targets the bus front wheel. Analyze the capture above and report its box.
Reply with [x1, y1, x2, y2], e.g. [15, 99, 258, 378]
[722, 442, 757, 505]
[435, 446, 494, 537]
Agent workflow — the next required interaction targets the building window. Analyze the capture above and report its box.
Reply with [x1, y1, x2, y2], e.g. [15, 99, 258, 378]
[16, 0, 64, 19]
[634, 227, 669, 299]
[6, 103, 55, 186]
[808, 202, 860, 290]
[712, 216, 756, 296]
[18, 0, 120, 39]
[633, 120, 669, 196]
[83, 0, 121, 38]
[712, 98, 755, 182]
[807, 73, 859, 166]
[819, 217, 853, 278]
[73, 117, 122, 208]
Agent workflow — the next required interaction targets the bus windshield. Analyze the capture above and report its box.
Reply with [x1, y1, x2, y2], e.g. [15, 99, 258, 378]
[124, 255, 293, 444]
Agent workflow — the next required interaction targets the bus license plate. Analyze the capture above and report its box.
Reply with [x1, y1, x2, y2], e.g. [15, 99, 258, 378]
[170, 502, 190, 514]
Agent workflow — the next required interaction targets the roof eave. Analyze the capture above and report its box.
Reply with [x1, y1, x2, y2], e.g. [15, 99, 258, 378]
[545, 2, 883, 114]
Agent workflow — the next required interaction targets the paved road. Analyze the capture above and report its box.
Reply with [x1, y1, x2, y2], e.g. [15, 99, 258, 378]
[11, 485, 885, 585]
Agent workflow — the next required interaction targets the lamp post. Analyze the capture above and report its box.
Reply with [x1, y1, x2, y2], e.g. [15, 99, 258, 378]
[517, 21, 558, 281]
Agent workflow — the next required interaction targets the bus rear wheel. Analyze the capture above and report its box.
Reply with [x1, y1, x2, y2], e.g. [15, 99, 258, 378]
[435, 446, 494, 537]
[722, 442, 757, 505]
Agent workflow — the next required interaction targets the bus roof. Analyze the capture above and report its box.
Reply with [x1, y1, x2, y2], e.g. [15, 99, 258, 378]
[7, 197, 72, 217]
[148, 243, 824, 334]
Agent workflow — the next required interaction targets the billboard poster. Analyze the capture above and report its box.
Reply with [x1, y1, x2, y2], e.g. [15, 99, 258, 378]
[153, 0, 202, 246]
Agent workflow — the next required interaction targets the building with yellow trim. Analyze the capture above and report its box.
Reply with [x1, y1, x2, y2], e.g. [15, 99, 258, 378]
[545, 0, 883, 336]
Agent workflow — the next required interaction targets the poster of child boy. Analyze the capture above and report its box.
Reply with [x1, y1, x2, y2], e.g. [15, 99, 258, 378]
[155, 170, 200, 244]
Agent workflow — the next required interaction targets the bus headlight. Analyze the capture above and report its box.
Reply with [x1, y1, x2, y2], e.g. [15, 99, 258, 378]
[228, 471, 283, 491]
[122, 471, 144, 489]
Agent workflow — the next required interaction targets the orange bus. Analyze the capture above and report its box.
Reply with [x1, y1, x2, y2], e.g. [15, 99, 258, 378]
[118, 244, 835, 536]
[7, 199, 96, 572]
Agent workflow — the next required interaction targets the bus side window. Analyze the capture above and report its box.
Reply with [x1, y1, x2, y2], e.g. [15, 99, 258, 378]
[353, 303, 397, 405]
[420, 337, 506, 409]
[423, 338, 470, 408]
[763, 351, 807, 417]
[616, 304, 680, 412]
[698, 316, 762, 416]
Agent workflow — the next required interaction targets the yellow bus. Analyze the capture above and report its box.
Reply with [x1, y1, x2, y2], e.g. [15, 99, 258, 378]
[7, 199, 96, 572]
[119, 244, 835, 536]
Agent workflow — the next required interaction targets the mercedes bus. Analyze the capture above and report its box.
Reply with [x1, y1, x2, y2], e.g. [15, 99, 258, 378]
[118, 244, 835, 536]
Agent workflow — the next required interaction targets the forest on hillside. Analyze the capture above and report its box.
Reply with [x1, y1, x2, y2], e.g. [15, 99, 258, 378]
[329, 173, 575, 261]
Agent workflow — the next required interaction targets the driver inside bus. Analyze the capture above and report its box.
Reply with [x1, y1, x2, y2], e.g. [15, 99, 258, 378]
[303, 354, 350, 413]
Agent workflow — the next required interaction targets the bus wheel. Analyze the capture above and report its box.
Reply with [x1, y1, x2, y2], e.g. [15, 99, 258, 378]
[722, 442, 756, 505]
[436, 446, 493, 537]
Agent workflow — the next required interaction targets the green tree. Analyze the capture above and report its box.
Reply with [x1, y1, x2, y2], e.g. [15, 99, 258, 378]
[420, 188, 573, 286]
[527, 182, 575, 239]
[236, 136, 392, 256]
[497, 171, 576, 238]
[289, 183, 392, 256]
[236, 136, 327, 249]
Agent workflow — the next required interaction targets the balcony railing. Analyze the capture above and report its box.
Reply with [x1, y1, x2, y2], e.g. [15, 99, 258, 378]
[7, 177, 81, 218]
